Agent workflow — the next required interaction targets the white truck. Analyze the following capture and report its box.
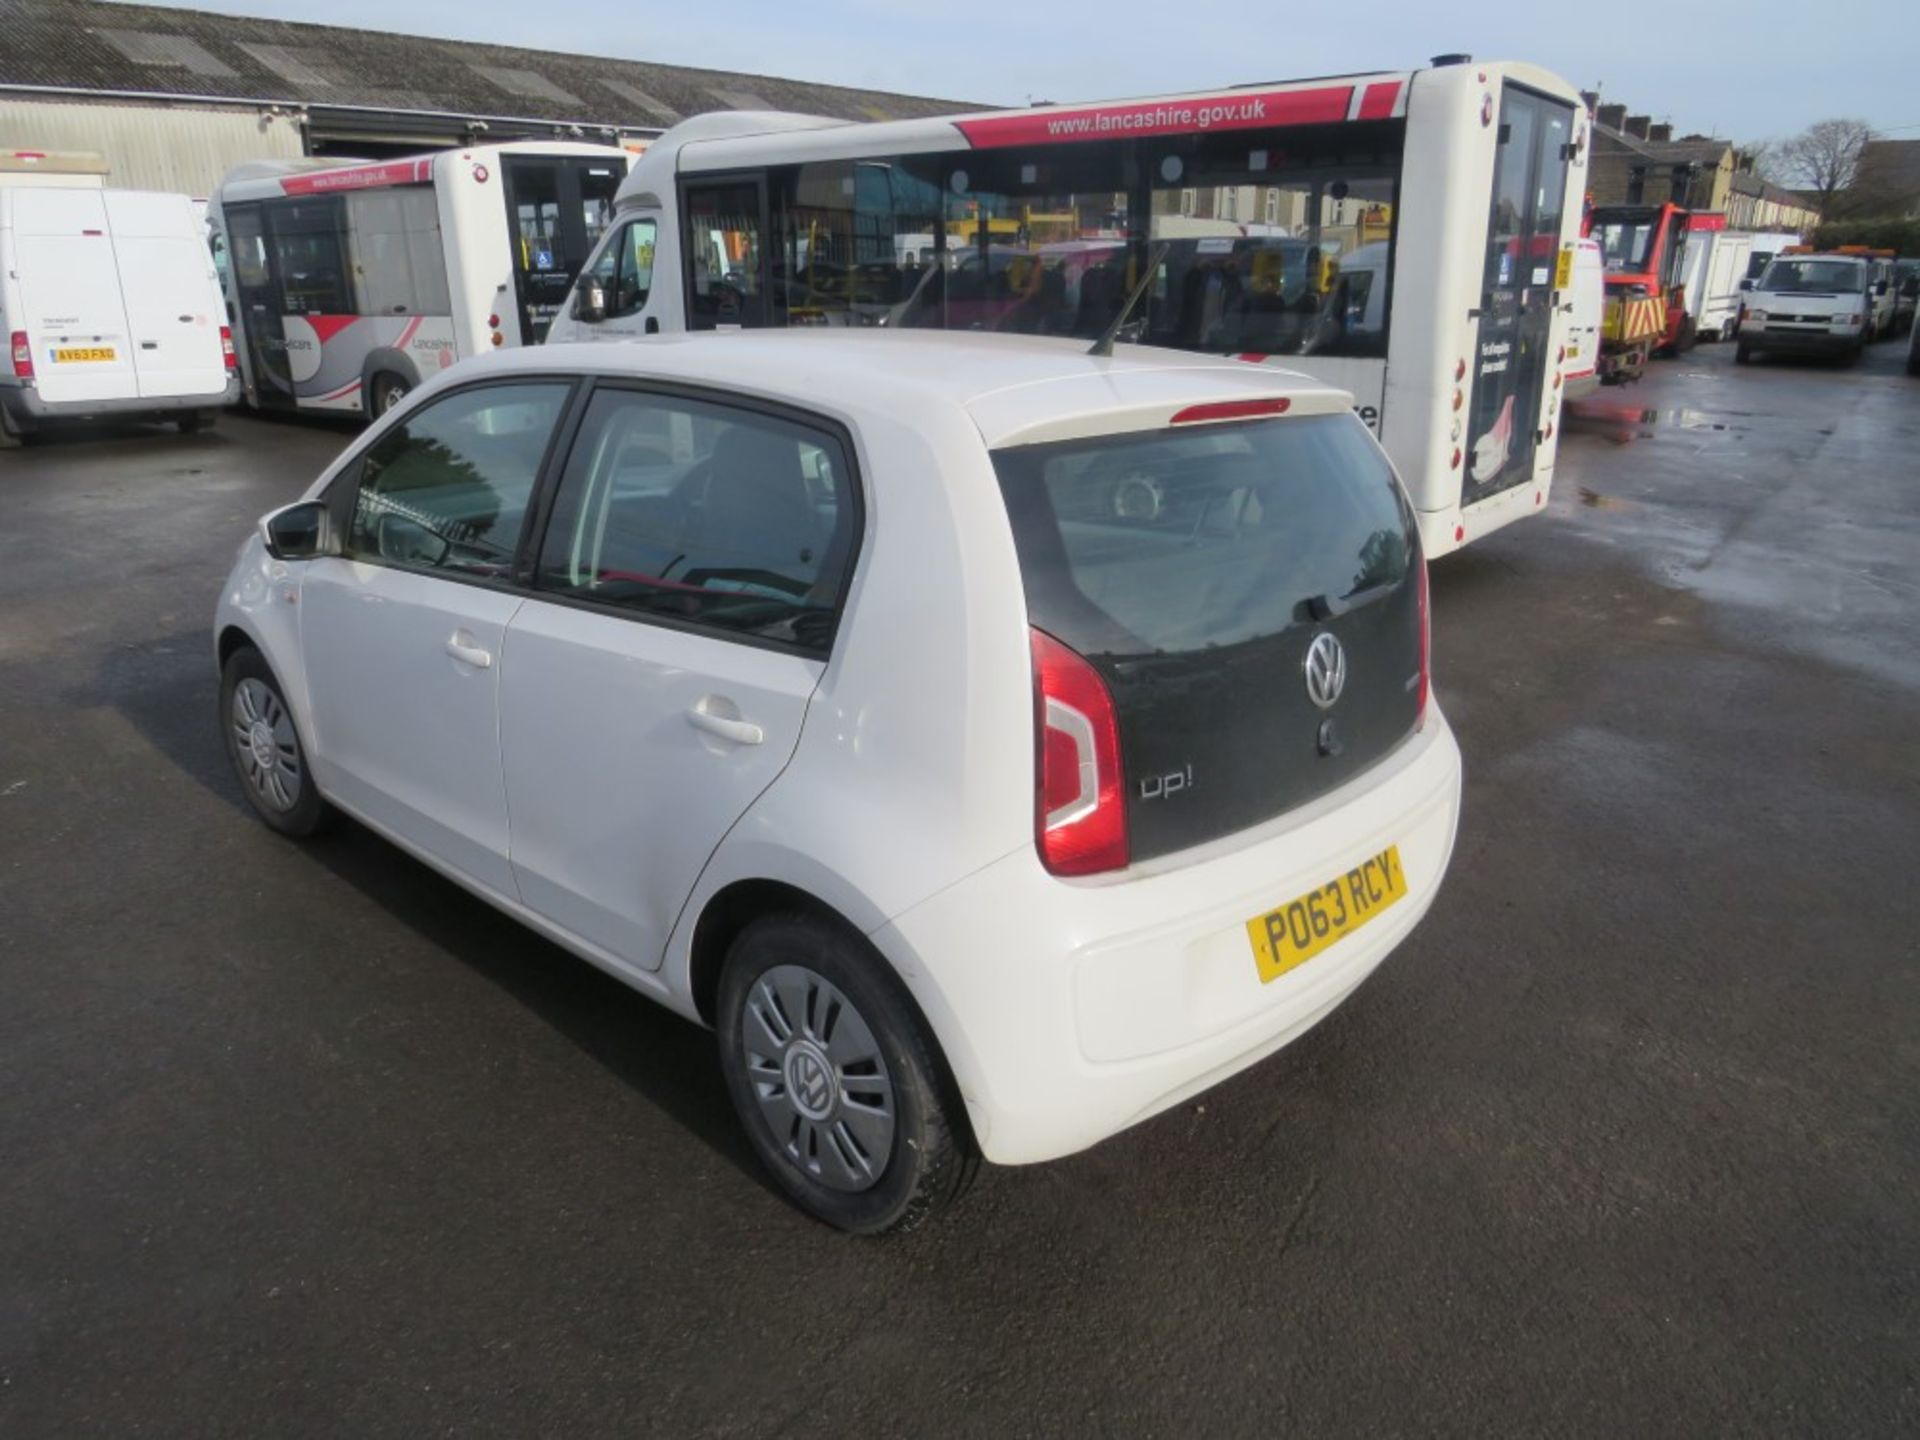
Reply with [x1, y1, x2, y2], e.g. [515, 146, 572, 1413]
[1679, 218, 1753, 342]
[1, 187, 237, 445]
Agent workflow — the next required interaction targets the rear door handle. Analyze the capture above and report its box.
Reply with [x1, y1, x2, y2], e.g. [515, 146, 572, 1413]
[445, 636, 493, 669]
[687, 700, 763, 746]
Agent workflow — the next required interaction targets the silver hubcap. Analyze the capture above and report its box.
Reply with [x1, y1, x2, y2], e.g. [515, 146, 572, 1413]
[744, 964, 895, 1193]
[230, 677, 302, 812]
[380, 382, 406, 413]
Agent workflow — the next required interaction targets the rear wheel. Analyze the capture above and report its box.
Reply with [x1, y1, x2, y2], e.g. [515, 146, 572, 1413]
[369, 373, 411, 417]
[717, 913, 976, 1234]
[219, 646, 328, 838]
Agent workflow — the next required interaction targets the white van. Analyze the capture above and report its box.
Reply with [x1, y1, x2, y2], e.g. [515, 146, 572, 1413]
[1678, 221, 1753, 342]
[1563, 236, 1602, 396]
[0, 188, 237, 444]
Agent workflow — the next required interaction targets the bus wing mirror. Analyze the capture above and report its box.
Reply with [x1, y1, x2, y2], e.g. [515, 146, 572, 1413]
[574, 272, 608, 324]
[1737, 278, 1753, 291]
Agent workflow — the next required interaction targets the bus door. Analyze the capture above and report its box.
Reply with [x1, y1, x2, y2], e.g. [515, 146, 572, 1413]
[501, 156, 625, 343]
[681, 177, 769, 329]
[1465, 85, 1574, 501]
[223, 203, 295, 409]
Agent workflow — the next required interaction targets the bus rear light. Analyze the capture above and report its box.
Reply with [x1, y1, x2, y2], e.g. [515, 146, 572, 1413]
[218, 325, 236, 369]
[1449, 446, 1462, 470]
[487, 313, 500, 330]
[1553, 372, 1561, 389]
[10, 331, 33, 379]
[1454, 358, 1467, 382]
[1032, 627, 1127, 877]
[1169, 397, 1290, 425]
[1454, 523, 1466, 543]
[472, 164, 490, 184]
[1556, 345, 1566, 364]
[1452, 389, 1463, 411]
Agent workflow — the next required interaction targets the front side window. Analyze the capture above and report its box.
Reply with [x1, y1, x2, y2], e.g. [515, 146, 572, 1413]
[535, 387, 856, 653]
[265, 197, 349, 314]
[347, 382, 570, 579]
[579, 216, 657, 321]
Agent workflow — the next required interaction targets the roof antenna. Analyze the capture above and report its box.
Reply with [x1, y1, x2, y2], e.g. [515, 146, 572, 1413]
[1088, 242, 1169, 358]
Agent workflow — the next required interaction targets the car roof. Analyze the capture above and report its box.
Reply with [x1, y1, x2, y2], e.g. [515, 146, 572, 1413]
[466, 331, 1357, 449]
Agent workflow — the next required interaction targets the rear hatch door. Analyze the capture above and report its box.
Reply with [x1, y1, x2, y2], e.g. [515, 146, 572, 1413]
[102, 192, 227, 400]
[11, 190, 136, 405]
[994, 408, 1424, 865]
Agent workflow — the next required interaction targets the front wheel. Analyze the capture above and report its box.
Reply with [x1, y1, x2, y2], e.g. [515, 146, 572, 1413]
[220, 646, 328, 837]
[1735, 342, 1754, 365]
[718, 914, 976, 1234]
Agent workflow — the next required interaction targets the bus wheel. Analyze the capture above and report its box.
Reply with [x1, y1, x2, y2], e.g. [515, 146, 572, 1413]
[371, 374, 411, 416]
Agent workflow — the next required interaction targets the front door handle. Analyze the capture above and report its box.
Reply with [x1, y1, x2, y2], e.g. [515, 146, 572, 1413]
[445, 636, 493, 669]
[687, 699, 763, 746]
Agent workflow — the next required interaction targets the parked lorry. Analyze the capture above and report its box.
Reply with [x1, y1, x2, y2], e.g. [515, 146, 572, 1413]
[1678, 215, 1753, 342]
[0, 187, 237, 445]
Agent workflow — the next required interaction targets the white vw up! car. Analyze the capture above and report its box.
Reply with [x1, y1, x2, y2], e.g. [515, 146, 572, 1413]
[215, 332, 1462, 1231]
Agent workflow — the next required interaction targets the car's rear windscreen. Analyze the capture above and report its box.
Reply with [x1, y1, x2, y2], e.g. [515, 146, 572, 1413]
[994, 412, 1423, 861]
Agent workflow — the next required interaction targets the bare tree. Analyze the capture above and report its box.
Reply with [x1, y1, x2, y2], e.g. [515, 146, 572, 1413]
[1737, 139, 1780, 180]
[1776, 119, 1875, 216]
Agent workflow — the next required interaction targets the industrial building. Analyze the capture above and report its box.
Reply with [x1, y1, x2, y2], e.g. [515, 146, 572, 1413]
[0, 0, 970, 194]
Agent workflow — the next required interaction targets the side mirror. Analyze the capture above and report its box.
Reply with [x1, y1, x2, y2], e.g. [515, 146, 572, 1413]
[1737, 277, 1754, 291]
[574, 272, 608, 324]
[260, 500, 333, 561]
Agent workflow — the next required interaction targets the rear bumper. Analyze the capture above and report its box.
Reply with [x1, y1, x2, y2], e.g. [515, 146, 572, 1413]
[0, 377, 239, 430]
[875, 711, 1463, 1165]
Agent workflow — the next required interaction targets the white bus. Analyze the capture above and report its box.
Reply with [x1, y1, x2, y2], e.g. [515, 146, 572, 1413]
[210, 142, 631, 418]
[547, 58, 1588, 556]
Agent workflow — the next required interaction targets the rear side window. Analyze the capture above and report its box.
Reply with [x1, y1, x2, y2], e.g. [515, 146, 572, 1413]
[534, 387, 857, 653]
[993, 413, 1413, 660]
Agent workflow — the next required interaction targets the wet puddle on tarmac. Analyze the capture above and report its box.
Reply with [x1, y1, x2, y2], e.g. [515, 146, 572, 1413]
[1563, 399, 1755, 444]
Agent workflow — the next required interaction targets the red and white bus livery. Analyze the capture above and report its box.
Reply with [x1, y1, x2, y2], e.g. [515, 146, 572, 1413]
[210, 142, 631, 418]
[548, 58, 1589, 556]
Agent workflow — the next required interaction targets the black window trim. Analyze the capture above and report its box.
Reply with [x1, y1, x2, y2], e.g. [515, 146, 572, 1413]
[518, 373, 868, 662]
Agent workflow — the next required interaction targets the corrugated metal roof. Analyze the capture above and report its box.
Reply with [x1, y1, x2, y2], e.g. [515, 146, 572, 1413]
[0, 0, 976, 129]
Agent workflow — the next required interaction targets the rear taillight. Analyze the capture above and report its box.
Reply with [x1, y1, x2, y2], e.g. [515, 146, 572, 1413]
[1032, 627, 1128, 877]
[9, 331, 31, 380]
[218, 325, 237, 370]
[1414, 558, 1432, 729]
[1169, 397, 1289, 425]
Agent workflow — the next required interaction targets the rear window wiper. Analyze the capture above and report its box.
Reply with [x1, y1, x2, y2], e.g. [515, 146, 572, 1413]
[1306, 577, 1398, 621]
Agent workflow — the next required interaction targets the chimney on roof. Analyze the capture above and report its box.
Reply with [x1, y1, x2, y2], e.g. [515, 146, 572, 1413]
[1580, 89, 1600, 114]
[1597, 103, 1628, 132]
[1625, 115, 1651, 140]
[1648, 122, 1672, 143]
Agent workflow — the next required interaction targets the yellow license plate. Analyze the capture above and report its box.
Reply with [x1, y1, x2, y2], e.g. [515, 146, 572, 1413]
[54, 346, 115, 362]
[1246, 844, 1407, 984]
[1554, 247, 1574, 289]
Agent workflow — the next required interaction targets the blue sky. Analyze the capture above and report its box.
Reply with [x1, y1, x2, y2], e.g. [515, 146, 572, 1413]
[133, 1, 1919, 143]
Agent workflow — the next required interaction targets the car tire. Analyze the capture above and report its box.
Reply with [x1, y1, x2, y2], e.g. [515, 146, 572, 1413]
[176, 411, 211, 435]
[717, 912, 977, 1234]
[219, 645, 328, 838]
[1735, 342, 1754, 365]
[369, 373, 411, 417]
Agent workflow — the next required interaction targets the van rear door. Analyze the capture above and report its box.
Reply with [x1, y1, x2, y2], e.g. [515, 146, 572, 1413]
[11, 190, 136, 406]
[102, 192, 226, 400]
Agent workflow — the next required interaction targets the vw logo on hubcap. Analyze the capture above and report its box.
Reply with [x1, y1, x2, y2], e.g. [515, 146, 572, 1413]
[783, 1040, 837, 1121]
[248, 720, 277, 769]
[1303, 631, 1348, 710]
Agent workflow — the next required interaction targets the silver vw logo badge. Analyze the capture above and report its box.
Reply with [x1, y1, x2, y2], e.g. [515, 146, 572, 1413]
[1303, 632, 1348, 710]
[784, 1042, 836, 1120]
